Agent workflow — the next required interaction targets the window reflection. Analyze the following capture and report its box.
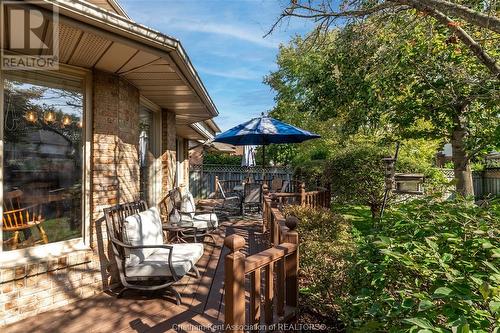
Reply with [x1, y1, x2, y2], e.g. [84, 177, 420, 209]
[2, 74, 83, 250]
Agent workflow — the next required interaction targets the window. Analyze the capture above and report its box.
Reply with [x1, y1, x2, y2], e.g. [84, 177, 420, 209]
[2, 71, 85, 251]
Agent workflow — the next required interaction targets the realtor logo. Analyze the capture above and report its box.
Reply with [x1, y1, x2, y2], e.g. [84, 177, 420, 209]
[1, 1, 59, 70]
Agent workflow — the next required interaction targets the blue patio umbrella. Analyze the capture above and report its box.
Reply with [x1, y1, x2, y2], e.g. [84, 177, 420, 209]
[213, 113, 320, 167]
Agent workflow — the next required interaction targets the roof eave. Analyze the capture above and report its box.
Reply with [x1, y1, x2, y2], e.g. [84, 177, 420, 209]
[39, 0, 218, 117]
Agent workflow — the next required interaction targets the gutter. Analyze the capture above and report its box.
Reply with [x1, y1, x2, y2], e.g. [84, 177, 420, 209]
[36, 0, 218, 117]
[190, 122, 215, 141]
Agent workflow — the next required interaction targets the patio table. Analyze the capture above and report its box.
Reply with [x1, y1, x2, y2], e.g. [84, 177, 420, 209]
[162, 222, 205, 243]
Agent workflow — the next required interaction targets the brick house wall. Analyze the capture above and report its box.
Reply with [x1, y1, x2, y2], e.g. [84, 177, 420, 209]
[0, 70, 179, 326]
[161, 110, 176, 194]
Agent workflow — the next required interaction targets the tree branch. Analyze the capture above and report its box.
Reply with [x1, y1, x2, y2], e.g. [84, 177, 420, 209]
[404, 0, 500, 78]
[407, 0, 500, 34]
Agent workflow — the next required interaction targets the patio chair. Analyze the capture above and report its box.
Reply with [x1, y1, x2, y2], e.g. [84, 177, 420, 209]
[214, 180, 242, 216]
[179, 189, 218, 229]
[103, 200, 204, 305]
[2, 189, 48, 249]
[271, 178, 283, 193]
[242, 183, 262, 215]
[279, 180, 290, 193]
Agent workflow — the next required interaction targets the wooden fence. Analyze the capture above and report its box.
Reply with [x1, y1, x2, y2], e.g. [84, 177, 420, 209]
[189, 164, 293, 198]
[224, 197, 299, 333]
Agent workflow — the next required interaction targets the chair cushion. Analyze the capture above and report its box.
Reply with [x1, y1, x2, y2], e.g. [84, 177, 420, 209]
[125, 243, 204, 278]
[123, 207, 163, 266]
[193, 213, 218, 228]
[180, 191, 196, 218]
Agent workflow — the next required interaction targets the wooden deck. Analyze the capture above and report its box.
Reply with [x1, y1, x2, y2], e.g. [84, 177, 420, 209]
[4, 217, 269, 333]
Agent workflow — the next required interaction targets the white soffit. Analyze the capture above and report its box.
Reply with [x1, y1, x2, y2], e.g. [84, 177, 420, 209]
[2, 0, 219, 124]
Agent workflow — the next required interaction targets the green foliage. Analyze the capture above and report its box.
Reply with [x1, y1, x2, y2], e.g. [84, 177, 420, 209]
[323, 141, 389, 217]
[284, 205, 354, 317]
[290, 198, 500, 331]
[343, 198, 500, 331]
[293, 159, 326, 189]
[203, 152, 241, 165]
[265, 10, 499, 195]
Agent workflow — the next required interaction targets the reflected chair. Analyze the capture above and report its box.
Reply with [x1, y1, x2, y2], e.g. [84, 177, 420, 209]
[2, 189, 48, 250]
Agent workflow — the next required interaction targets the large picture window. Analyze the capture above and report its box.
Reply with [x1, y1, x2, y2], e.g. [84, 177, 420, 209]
[2, 71, 84, 251]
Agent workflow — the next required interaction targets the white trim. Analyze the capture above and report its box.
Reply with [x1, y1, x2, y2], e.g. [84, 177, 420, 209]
[152, 110, 162, 205]
[36, 0, 218, 117]
[140, 95, 161, 113]
[190, 122, 215, 140]
[0, 238, 90, 267]
[83, 69, 93, 245]
[139, 101, 162, 206]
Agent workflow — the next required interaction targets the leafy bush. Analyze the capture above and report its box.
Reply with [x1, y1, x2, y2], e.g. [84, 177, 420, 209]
[203, 152, 241, 165]
[343, 197, 500, 331]
[287, 198, 500, 331]
[293, 159, 327, 189]
[323, 142, 389, 217]
[284, 205, 354, 317]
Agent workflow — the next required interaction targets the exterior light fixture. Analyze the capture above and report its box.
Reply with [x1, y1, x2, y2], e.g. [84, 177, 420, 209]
[77, 120, 83, 128]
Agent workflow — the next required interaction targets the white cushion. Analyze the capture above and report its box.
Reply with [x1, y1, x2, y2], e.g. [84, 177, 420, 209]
[125, 243, 204, 278]
[193, 213, 218, 228]
[123, 207, 163, 266]
[180, 191, 196, 218]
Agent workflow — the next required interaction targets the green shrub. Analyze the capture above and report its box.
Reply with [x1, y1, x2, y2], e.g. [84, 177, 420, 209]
[284, 205, 354, 316]
[287, 198, 500, 331]
[323, 143, 389, 218]
[343, 197, 500, 331]
[203, 152, 241, 165]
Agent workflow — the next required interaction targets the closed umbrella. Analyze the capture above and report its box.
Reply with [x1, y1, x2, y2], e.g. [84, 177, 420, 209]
[139, 129, 148, 167]
[241, 145, 257, 167]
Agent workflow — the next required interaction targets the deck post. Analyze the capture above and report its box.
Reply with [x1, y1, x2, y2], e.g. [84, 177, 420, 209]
[262, 183, 269, 196]
[284, 216, 299, 309]
[224, 234, 246, 333]
[300, 182, 306, 206]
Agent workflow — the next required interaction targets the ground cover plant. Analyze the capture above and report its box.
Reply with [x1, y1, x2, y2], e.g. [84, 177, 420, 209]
[288, 197, 500, 332]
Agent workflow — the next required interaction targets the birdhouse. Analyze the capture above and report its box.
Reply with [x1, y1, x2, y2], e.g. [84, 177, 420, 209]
[393, 173, 425, 195]
[382, 157, 396, 191]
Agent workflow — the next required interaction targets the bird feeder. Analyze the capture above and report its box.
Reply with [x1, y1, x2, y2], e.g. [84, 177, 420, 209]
[382, 157, 424, 195]
[382, 157, 396, 191]
[393, 173, 425, 195]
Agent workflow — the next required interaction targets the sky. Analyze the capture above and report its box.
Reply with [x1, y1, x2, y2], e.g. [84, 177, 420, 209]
[119, 0, 315, 131]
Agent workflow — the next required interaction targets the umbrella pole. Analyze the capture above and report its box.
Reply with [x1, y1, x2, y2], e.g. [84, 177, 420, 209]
[262, 145, 265, 184]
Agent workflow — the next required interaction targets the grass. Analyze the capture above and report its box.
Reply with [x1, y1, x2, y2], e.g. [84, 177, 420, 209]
[3, 217, 81, 250]
[332, 204, 374, 236]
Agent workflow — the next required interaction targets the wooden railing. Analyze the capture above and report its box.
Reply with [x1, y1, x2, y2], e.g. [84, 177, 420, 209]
[224, 210, 299, 333]
[223, 181, 331, 332]
[267, 183, 331, 209]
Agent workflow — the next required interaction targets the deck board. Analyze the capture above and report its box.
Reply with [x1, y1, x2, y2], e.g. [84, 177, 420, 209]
[3, 216, 268, 333]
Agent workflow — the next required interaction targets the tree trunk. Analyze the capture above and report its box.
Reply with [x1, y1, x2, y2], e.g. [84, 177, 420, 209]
[451, 104, 474, 197]
[370, 203, 380, 219]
